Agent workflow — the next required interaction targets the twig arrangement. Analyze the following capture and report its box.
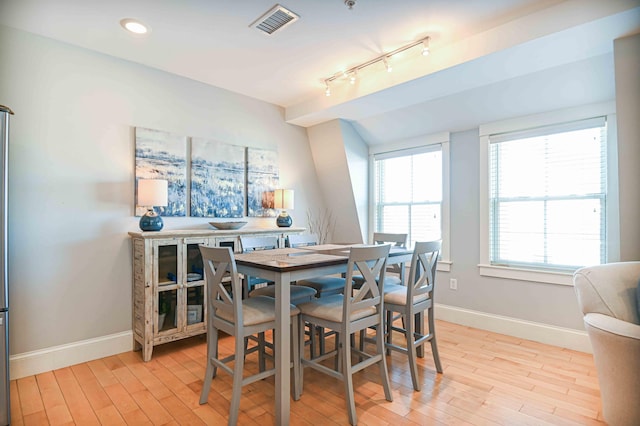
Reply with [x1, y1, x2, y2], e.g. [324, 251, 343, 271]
[306, 208, 336, 244]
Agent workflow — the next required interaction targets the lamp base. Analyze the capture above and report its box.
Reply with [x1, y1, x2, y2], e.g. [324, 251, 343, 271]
[276, 211, 292, 228]
[140, 209, 164, 231]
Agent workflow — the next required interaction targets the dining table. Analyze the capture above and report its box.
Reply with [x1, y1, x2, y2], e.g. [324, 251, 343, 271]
[234, 243, 413, 425]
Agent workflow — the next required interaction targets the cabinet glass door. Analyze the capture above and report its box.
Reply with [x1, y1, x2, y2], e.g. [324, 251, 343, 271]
[184, 240, 207, 329]
[155, 241, 179, 333]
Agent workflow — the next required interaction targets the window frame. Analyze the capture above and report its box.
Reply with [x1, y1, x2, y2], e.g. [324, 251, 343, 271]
[479, 102, 619, 285]
[369, 132, 451, 271]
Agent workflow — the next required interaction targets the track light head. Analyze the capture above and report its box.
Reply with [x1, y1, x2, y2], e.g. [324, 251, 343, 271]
[383, 57, 392, 72]
[422, 38, 430, 56]
[325, 81, 331, 96]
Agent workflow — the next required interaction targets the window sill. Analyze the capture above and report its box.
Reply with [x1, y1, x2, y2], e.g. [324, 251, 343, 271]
[478, 264, 573, 286]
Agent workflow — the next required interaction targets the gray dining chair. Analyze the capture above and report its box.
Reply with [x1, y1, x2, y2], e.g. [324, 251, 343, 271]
[353, 232, 408, 288]
[297, 244, 393, 425]
[384, 240, 443, 391]
[287, 234, 346, 298]
[198, 245, 301, 426]
[287, 234, 345, 358]
[240, 235, 317, 304]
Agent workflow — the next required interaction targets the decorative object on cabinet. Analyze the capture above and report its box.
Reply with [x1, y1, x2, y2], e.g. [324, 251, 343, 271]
[307, 208, 336, 244]
[129, 227, 305, 361]
[191, 138, 245, 218]
[246, 147, 279, 217]
[208, 221, 248, 230]
[274, 189, 294, 227]
[135, 127, 187, 217]
[137, 179, 168, 231]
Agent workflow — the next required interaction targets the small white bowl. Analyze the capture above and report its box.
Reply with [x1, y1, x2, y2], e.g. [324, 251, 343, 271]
[208, 221, 248, 230]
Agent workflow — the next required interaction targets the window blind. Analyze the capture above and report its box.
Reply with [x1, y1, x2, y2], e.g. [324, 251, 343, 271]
[488, 117, 607, 270]
[374, 147, 442, 247]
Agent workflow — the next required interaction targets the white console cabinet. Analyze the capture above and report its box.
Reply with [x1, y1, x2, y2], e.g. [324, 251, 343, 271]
[128, 227, 304, 361]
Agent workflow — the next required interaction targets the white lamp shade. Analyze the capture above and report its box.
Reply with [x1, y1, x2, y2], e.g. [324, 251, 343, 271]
[138, 179, 168, 207]
[273, 189, 294, 210]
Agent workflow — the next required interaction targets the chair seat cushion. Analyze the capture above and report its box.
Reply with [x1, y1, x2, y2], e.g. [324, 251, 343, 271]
[297, 294, 376, 323]
[296, 277, 345, 296]
[383, 284, 429, 306]
[215, 295, 299, 326]
[250, 284, 317, 305]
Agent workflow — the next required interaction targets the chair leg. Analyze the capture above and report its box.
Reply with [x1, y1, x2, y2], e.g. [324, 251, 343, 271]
[416, 311, 425, 358]
[298, 316, 306, 396]
[318, 326, 326, 356]
[406, 312, 421, 391]
[385, 310, 393, 356]
[292, 318, 301, 401]
[376, 319, 393, 402]
[341, 332, 358, 426]
[229, 333, 246, 426]
[428, 308, 443, 373]
[199, 326, 218, 404]
[258, 331, 266, 372]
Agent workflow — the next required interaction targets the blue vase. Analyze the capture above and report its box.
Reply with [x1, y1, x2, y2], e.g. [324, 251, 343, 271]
[276, 211, 292, 227]
[140, 208, 164, 231]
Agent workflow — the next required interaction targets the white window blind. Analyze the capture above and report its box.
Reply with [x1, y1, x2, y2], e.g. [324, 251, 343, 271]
[488, 117, 607, 270]
[374, 146, 442, 248]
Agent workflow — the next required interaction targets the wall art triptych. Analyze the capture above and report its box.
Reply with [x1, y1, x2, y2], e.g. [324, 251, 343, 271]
[134, 127, 279, 218]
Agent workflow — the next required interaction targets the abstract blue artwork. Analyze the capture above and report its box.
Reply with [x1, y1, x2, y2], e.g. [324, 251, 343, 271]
[191, 138, 245, 218]
[247, 147, 279, 217]
[135, 127, 187, 217]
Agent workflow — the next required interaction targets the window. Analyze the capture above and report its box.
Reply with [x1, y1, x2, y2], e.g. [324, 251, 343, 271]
[373, 146, 442, 248]
[489, 118, 607, 270]
[479, 103, 618, 285]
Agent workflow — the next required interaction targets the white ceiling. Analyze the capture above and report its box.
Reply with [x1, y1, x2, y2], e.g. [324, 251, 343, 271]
[1, 0, 638, 144]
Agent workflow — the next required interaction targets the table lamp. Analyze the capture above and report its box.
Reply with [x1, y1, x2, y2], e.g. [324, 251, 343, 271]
[273, 189, 294, 227]
[138, 179, 168, 231]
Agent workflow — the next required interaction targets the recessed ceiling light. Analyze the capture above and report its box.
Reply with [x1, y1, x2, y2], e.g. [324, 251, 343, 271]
[120, 18, 150, 35]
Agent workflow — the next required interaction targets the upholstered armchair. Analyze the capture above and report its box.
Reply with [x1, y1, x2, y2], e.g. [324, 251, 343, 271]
[573, 262, 640, 426]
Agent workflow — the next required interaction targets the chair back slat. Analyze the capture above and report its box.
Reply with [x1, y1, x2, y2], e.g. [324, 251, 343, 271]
[286, 234, 319, 248]
[373, 232, 407, 247]
[240, 236, 278, 252]
[408, 240, 441, 304]
[199, 245, 243, 324]
[344, 245, 390, 316]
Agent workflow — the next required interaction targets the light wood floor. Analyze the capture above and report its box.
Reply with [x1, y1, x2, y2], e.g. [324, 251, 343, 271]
[11, 320, 605, 425]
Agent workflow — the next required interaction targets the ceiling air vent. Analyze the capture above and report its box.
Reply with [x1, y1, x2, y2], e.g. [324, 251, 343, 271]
[250, 4, 299, 35]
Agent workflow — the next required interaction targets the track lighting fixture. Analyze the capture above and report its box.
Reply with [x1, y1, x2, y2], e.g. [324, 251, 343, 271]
[344, 0, 356, 10]
[322, 36, 430, 94]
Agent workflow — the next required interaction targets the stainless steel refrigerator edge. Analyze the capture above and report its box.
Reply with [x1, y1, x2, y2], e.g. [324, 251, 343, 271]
[0, 105, 12, 426]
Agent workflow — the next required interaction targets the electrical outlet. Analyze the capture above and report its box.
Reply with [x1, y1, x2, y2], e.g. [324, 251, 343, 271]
[449, 278, 458, 290]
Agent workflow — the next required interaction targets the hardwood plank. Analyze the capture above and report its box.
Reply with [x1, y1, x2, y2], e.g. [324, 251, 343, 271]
[16, 376, 44, 416]
[35, 371, 74, 425]
[52, 367, 101, 425]
[10, 320, 606, 426]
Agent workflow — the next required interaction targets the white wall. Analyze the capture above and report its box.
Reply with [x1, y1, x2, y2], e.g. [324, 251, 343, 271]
[0, 26, 324, 358]
[306, 120, 364, 244]
[614, 32, 640, 261]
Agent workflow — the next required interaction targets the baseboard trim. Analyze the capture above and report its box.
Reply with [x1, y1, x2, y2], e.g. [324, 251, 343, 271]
[10, 331, 133, 380]
[435, 303, 592, 353]
[8, 306, 591, 379]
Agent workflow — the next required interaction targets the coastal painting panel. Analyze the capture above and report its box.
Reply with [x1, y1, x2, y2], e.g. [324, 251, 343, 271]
[135, 127, 187, 217]
[191, 138, 245, 218]
[247, 147, 279, 217]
